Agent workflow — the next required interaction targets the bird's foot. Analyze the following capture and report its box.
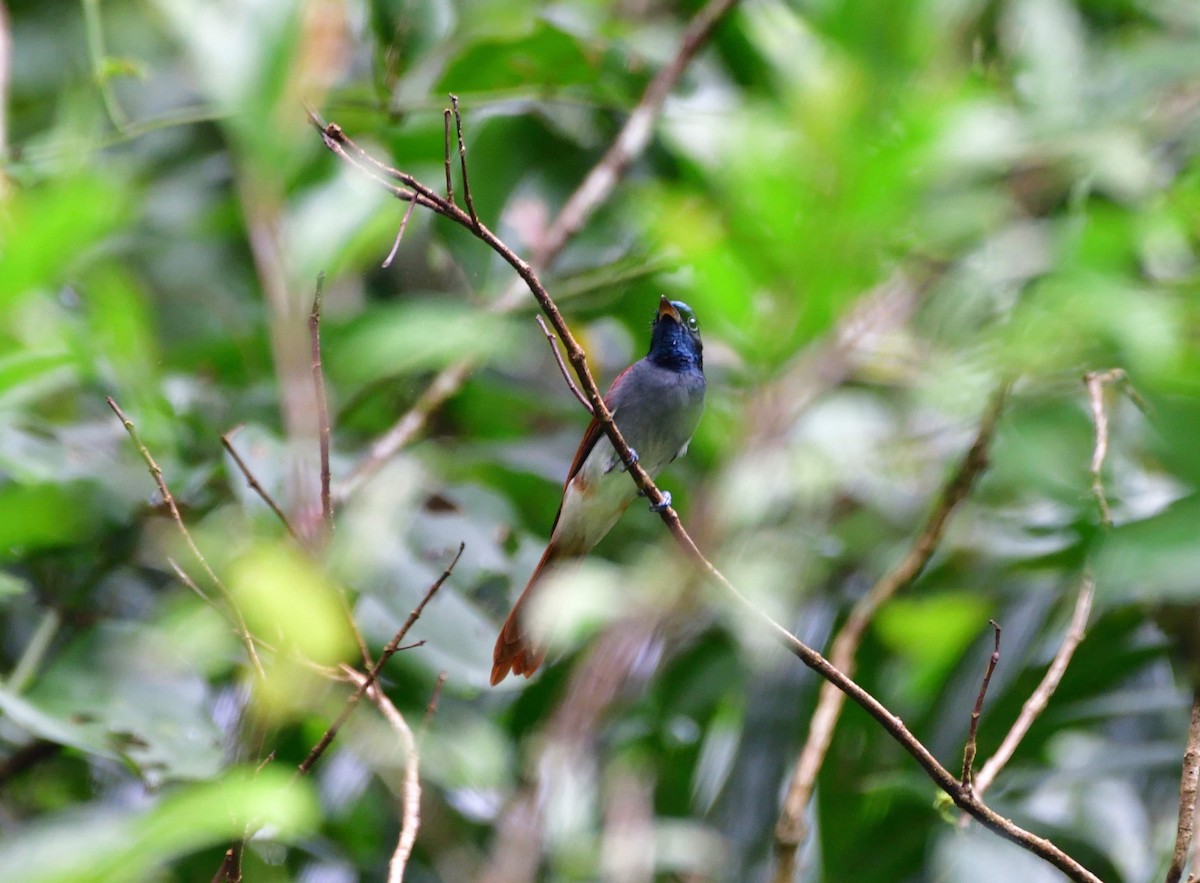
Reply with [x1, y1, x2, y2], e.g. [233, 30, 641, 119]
[648, 490, 672, 512]
[620, 448, 639, 472]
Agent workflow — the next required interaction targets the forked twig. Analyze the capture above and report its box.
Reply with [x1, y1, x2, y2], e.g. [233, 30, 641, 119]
[962, 621, 1002, 787]
[107, 396, 264, 678]
[536, 315, 594, 414]
[296, 543, 463, 776]
[972, 575, 1094, 799]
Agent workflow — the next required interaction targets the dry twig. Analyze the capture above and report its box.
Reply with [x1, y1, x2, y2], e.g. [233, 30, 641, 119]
[315, 117, 1100, 882]
[309, 273, 334, 532]
[220, 428, 299, 540]
[536, 315, 594, 414]
[972, 574, 1094, 799]
[343, 668, 423, 883]
[772, 385, 1007, 880]
[962, 620, 1002, 788]
[107, 396, 265, 678]
[296, 543, 463, 776]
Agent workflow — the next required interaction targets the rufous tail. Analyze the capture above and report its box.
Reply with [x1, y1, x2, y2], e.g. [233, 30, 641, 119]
[490, 542, 560, 685]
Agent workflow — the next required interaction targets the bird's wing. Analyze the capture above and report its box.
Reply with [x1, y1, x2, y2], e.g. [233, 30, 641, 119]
[548, 363, 636, 533]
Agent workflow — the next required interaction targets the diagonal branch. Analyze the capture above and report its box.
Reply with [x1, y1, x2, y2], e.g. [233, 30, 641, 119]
[107, 396, 265, 678]
[329, 0, 741, 504]
[772, 384, 1008, 880]
[315, 120, 1101, 883]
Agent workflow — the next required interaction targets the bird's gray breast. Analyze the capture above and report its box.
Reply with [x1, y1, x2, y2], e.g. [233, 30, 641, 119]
[605, 358, 706, 476]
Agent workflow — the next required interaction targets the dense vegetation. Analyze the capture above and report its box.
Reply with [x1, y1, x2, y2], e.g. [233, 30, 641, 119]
[2, 0, 1200, 881]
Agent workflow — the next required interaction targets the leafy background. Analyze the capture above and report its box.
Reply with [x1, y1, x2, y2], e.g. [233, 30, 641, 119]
[1, 0, 1199, 881]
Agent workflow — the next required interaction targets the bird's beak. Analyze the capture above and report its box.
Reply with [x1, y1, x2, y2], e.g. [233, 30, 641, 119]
[657, 295, 682, 324]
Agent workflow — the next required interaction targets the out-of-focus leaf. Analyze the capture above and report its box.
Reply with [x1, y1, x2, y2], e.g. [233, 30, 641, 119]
[0, 767, 316, 883]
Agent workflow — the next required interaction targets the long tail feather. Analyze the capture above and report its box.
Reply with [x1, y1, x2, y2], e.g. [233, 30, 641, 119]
[490, 542, 560, 685]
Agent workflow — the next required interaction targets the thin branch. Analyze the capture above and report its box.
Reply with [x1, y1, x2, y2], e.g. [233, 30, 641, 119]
[296, 543, 463, 776]
[309, 273, 334, 532]
[443, 107, 455, 204]
[1167, 690, 1200, 883]
[972, 574, 1095, 798]
[517, 0, 741, 283]
[449, 94, 478, 228]
[220, 428, 299, 540]
[167, 557, 217, 607]
[316, 123, 1100, 882]
[107, 396, 265, 678]
[536, 315, 594, 414]
[773, 385, 1007, 879]
[327, 0, 740, 503]
[382, 196, 417, 269]
[344, 668, 421, 883]
[963, 620, 1002, 788]
[420, 671, 448, 741]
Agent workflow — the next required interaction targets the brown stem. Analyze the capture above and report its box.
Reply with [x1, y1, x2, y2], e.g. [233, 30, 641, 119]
[309, 273, 334, 532]
[1166, 690, 1200, 883]
[962, 620, 1002, 788]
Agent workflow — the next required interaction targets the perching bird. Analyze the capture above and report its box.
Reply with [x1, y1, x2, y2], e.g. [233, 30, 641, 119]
[491, 296, 706, 685]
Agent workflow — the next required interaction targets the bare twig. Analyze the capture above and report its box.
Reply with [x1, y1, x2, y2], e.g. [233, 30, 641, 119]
[167, 556, 217, 608]
[449, 94, 478, 228]
[420, 671, 448, 741]
[536, 315, 594, 414]
[382, 197, 417, 269]
[963, 620, 1002, 788]
[309, 273, 334, 532]
[107, 397, 264, 678]
[316, 120, 1100, 881]
[344, 668, 422, 883]
[443, 107, 455, 204]
[220, 428, 299, 540]
[1167, 691, 1200, 883]
[296, 543, 463, 776]
[972, 574, 1095, 798]
[773, 385, 1008, 879]
[328, 0, 740, 503]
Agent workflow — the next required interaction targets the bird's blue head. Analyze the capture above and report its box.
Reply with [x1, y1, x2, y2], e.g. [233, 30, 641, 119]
[647, 295, 703, 372]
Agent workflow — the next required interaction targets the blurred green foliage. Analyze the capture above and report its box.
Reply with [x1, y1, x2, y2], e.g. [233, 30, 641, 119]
[1, 0, 1199, 881]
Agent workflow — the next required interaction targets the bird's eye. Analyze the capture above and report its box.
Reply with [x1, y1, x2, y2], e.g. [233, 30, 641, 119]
[687, 316, 699, 331]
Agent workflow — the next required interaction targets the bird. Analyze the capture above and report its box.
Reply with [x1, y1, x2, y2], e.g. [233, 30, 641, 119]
[491, 295, 707, 685]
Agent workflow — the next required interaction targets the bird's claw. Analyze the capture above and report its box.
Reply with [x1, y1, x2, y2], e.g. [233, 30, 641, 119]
[648, 491, 672, 512]
[620, 449, 639, 472]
